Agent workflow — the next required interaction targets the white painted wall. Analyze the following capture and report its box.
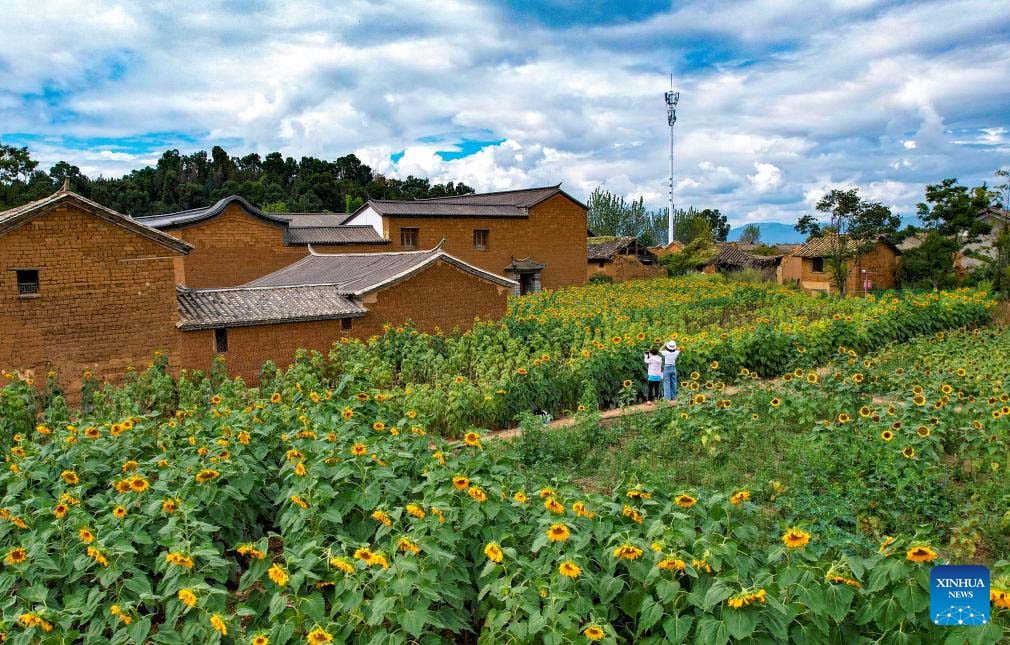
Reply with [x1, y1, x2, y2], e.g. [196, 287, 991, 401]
[345, 206, 383, 236]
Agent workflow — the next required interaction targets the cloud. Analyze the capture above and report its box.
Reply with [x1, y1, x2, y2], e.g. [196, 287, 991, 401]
[0, 0, 1007, 225]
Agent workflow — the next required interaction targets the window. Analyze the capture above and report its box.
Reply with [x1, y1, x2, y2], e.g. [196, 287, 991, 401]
[16, 269, 39, 296]
[400, 227, 419, 250]
[214, 328, 229, 353]
[811, 257, 825, 273]
[341, 318, 353, 331]
[473, 229, 489, 250]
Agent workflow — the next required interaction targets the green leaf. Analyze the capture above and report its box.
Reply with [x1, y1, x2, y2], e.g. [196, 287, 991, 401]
[368, 594, 396, 625]
[662, 615, 692, 644]
[702, 580, 733, 611]
[599, 576, 624, 603]
[695, 616, 729, 645]
[400, 607, 429, 638]
[127, 616, 152, 643]
[301, 592, 325, 623]
[638, 597, 664, 634]
[724, 607, 759, 640]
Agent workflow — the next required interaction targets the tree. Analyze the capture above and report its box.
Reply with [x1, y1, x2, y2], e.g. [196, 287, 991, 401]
[995, 168, 1009, 208]
[898, 231, 959, 290]
[0, 142, 38, 184]
[794, 188, 900, 296]
[738, 224, 761, 244]
[699, 208, 729, 242]
[586, 188, 668, 245]
[917, 178, 992, 245]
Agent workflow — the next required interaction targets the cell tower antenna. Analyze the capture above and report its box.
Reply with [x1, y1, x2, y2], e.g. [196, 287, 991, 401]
[664, 75, 680, 245]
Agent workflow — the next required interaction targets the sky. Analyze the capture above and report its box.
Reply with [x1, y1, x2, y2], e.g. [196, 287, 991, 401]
[1, 0, 1008, 226]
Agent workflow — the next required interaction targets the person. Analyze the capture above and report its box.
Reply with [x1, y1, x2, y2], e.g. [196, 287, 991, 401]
[659, 340, 680, 401]
[643, 348, 663, 405]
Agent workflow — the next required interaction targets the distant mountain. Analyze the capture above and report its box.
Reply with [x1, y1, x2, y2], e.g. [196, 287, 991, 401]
[727, 216, 920, 244]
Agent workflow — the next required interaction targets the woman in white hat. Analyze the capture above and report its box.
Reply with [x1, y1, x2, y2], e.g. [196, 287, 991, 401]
[659, 340, 681, 401]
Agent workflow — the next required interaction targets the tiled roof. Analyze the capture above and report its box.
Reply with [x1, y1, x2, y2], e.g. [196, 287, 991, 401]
[505, 257, 546, 272]
[285, 225, 389, 245]
[0, 188, 191, 253]
[244, 244, 517, 296]
[177, 285, 366, 330]
[708, 243, 781, 269]
[135, 196, 292, 228]
[350, 185, 586, 220]
[792, 234, 900, 258]
[587, 236, 636, 261]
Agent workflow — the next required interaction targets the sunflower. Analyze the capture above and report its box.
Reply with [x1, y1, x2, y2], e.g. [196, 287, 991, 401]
[129, 476, 149, 492]
[354, 547, 373, 562]
[906, 546, 938, 563]
[209, 614, 227, 636]
[622, 379, 633, 389]
[252, 636, 270, 645]
[112, 506, 128, 519]
[658, 558, 686, 571]
[916, 425, 931, 438]
[513, 491, 527, 504]
[268, 563, 289, 587]
[517, 367, 528, 375]
[770, 398, 781, 408]
[405, 503, 426, 519]
[612, 544, 644, 560]
[730, 490, 750, 505]
[881, 430, 894, 441]
[307, 628, 334, 644]
[356, 392, 370, 401]
[61, 470, 80, 485]
[194, 469, 220, 484]
[87, 547, 110, 567]
[467, 486, 488, 503]
[463, 431, 482, 447]
[351, 443, 367, 456]
[837, 413, 850, 424]
[177, 588, 197, 608]
[79, 527, 95, 543]
[547, 523, 570, 542]
[782, 528, 811, 548]
[674, 494, 697, 508]
[583, 625, 606, 641]
[912, 394, 926, 406]
[452, 475, 470, 491]
[859, 406, 872, 417]
[807, 373, 818, 384]
[902, 446, 916, 459]
[483, 542, 504, 563]
[329, 556, 355, 574]
[4, 547, 27, 566]
[84, 426, 101, 439]
[559, 560, 581, 578]
[165, 552, 195, 568]
[371, 510, 392, 527]
[290, 495, 309, 509]
[544, 498, 565, 514]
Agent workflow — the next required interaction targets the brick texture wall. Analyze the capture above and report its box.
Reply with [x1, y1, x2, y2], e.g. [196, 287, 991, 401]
[166, 204, 388, 288]
[777, 243, 898, 294]
[588, 256, 666, 282]
[382, 194, 587, 290]
[0, 203, 183, 393]
[179, 259, 511, 382]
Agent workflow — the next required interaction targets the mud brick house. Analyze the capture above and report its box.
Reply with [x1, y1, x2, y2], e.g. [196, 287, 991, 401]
[0, 186, 192, 391]
[343, 185, 588, 293]
[587, 236, 664, 282]
[778, 234, 900, 294]
[177, 244, 515, 381]
[135, 195, 390, 288]
[0, 187, 516, 394]
[702, 243, 782, 279]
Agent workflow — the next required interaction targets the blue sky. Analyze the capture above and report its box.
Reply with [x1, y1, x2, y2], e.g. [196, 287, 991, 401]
[1, 0, 1008, 225]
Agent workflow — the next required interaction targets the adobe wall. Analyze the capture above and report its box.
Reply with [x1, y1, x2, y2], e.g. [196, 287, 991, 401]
[381, 194, 587, 290]
[0, 204, 182, 394]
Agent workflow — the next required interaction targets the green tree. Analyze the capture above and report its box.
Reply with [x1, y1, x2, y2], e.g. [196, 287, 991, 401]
[917, 178, 992, 245]
[995, 167, 1009, 208]
[699, 208, 729, 241]
[586, 188, 668, 245]
[738, 224, 761, 244]
[0, 142, 38, 184]
[795, 188, 900, 297]
[898, 231, 959, 290]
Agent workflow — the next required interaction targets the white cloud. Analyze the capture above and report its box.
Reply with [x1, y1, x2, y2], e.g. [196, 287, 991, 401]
[0, 0, 1007, 226]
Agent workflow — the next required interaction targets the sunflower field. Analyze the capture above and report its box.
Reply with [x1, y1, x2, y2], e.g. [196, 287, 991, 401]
[3, 336, 1007, 644]
[323, 277, 993, 434]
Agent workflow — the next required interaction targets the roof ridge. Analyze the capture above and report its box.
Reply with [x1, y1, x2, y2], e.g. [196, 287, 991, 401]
[406, 184, 561, 203]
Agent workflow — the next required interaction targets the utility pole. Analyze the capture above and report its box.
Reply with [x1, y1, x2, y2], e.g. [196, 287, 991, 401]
[665, 76, 680, 245]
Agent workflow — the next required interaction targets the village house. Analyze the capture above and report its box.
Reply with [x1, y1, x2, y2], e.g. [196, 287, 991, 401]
[650, 240, 684, 258]
[587, 236, 664, 282]
[778, 234, 900, 294]
[702, 243, 782, 278]
[0, 186, 516, 394]
[135, 195, 390, 288]
[343, 185, 588, 294]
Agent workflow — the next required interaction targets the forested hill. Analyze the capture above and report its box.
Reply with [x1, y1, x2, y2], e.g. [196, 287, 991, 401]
[0, 143, 474, 215]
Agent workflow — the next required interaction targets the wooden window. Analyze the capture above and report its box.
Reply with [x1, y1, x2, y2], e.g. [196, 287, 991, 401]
[473, 229, 489, 250]
[400, 228, 419, 250]
[16, 269, 39, 296]
[811, 257, 825, 273]
[341, 317, 353, 331]
[214, 328, 229, 353]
